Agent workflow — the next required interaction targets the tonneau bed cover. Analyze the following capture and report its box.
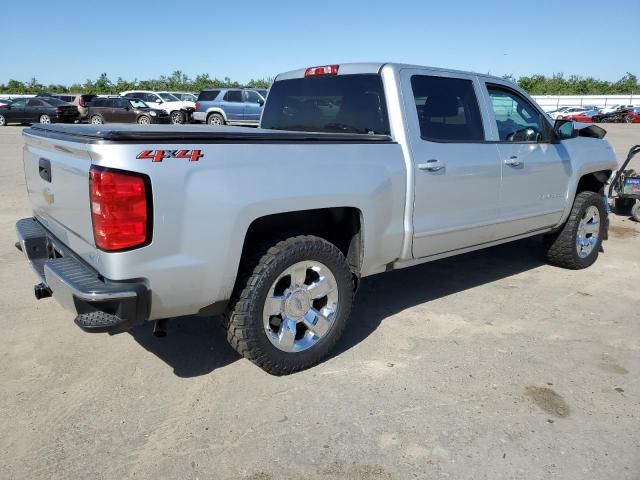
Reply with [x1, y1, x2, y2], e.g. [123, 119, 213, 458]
[24, 124, 393, 143]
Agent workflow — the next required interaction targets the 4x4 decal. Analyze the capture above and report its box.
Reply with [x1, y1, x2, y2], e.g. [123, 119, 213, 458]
[137, 149, 203, 162]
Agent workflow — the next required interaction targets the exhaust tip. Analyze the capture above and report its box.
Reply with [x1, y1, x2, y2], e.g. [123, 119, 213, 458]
[34, 283, 52, 300]
[153, 318, 168, 338]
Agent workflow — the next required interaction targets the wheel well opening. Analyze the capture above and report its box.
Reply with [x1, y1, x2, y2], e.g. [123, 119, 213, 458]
[577, 171, 611, 194]
[241, 207, 363, 275]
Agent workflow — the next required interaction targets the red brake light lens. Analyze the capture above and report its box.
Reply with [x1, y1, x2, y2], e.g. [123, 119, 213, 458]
[89, 167, 151, 251]
[304, 65, 339, 77]
[195, 102, 200, 110]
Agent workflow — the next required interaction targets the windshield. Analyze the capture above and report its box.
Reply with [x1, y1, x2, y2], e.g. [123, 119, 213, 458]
[261, 74, 390, 135]
[129, 99, 148, 109]
[159, 92, 180, 102]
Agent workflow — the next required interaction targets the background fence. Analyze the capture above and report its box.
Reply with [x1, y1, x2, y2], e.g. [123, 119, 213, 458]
[532, 95, 640, 111]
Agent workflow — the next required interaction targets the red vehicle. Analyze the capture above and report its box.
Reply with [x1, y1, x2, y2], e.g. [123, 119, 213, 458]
[567, 113, 595, 122]
[625, 108, 640, 123]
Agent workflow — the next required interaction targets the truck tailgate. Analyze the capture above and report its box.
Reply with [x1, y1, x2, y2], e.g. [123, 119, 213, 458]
[23, 132, 95, 251]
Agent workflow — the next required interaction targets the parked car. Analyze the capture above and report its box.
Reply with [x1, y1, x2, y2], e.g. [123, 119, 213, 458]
[626, 107, 640, 123]
[193, 88, 265, 125]
[168, 92, 198, 103]
[15, 62, 617, 375]
[0, 96, 79, 125]
[566, 110, 600, 122]
[120, 90, 194, 124]
[88, 97, 170, 124]
[600, 104, 635, 114]
[592, 107, 635, 123]
[37, 93, 97, 120]
[553, 107, 592, 120]
[546, 106, 574, 119]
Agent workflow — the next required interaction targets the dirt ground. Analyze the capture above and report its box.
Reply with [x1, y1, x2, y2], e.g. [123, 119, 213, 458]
[0, 124, 639, 480]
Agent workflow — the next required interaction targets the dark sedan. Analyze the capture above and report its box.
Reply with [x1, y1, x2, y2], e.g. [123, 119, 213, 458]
[0, 97, 79, 126]
[87, 97, 170, 124]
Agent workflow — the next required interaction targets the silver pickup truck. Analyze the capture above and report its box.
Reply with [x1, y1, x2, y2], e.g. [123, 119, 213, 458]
[15, 63, 617, 375]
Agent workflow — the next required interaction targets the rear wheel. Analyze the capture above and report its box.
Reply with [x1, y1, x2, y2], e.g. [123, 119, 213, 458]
[0, 114, 6, 126]
[137, 115, 150, 124]
[169, 111, 184, 124]
[544, 191, 606, 269]
[39, 114, 51, 124]
[631, 202, 640, 222]
[90, 115, 103, 125]
[207, 113, 225, 125]
[225, 235, 354, 375]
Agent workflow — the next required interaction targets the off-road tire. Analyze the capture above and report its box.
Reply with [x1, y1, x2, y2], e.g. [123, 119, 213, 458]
[544, 191, 606, 269]
[631, 202, 640, 222]
[207, 113, 225, 125]
[225, 235, 354, 375]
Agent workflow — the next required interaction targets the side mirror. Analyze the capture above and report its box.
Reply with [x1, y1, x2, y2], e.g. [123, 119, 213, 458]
[554, 119, 578, 140]
[258, 98, 265, 106]
[155, 99, 162, 104]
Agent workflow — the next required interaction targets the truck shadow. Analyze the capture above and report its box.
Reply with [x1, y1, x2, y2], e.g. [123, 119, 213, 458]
[329, 236, 546, 359]
[129, 314, 239, 378]
[130, 236, 546, 377]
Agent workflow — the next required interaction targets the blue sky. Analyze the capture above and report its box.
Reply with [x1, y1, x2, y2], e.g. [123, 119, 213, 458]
[3, 0, 638, 84]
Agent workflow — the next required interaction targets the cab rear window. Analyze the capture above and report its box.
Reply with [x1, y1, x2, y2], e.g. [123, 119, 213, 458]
[261, 74, 390, 135]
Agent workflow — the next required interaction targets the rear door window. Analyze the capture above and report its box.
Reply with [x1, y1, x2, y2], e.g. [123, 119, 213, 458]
[261, 74, 390, 134]
[410, 75, 484, 142]
[223, 90, 243, 102]
[198, 90, 220, 101]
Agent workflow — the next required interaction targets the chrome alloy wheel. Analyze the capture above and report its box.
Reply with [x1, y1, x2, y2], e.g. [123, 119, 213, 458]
[39, 114, 51, 124]
[0, 114, 6, 126]
[263, 261, 339, 353]
[576, 205, 600, 258]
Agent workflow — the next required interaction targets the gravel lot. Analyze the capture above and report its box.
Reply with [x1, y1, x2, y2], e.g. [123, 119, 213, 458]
[1, 125, 639, 480]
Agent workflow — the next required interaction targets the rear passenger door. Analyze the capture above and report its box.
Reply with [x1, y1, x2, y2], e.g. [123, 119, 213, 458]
[481, 80, 571, 235]
[221, 90, 244, 122]
[401, 69, 502, 258]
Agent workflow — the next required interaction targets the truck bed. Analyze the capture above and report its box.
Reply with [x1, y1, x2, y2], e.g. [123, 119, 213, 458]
[25, 124, 393, 143]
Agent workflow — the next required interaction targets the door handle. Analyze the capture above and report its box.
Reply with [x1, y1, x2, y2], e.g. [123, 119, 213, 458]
[418, 159, 445, 172]
[504, 156, 522, 167]
[38, 158, 52, 183]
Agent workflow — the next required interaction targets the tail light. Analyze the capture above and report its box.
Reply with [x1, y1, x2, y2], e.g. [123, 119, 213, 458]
[56, 107, 64, 113]
[304, 65, 339, 77]
[79, 97, 86, 107]
[195, 102, 200, 110]
[89, 166, 152, 251]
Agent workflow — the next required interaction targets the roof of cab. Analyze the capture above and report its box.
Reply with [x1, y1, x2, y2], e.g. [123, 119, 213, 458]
[274, 62, 509, 85]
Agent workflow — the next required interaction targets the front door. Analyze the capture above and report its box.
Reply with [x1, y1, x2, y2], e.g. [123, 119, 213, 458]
[482, 81, 572, 236]
[402, 70, 502, 258]
[243, 90, 263, 124]
[6, 98, 27, 122]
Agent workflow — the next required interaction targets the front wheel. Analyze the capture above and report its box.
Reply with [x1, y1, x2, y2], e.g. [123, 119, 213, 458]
[90, 115, 103, 125]
[169, 111, 184, 124]
[39, 114, 51, 124]
[137, 115, 150, 124]
[225, 235, 354, 375]
[544, 191, 606, 269]
[0, 114, 6, 126]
